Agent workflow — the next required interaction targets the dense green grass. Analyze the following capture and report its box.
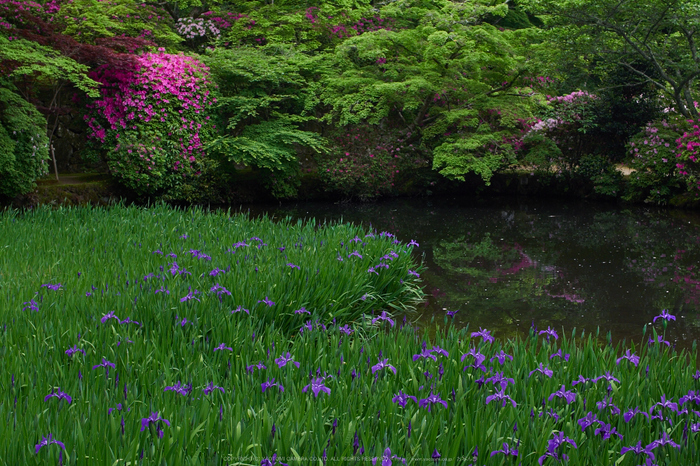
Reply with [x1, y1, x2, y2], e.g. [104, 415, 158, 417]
[0, 205, 698, 465]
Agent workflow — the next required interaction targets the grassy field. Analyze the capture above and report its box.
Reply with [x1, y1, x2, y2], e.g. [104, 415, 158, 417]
[0, 205, 698, 465]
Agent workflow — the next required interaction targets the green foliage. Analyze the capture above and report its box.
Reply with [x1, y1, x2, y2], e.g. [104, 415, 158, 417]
[533, 0, 700, 119]
[319, 1, 542, 185]
[60, 0, 181, 46]
[0, 80, 49, 198]
[205, 46, 327, 199]
[0, 36, 99, 97]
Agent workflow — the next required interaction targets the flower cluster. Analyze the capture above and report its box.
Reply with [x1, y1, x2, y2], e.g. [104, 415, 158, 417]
[84, 50, 216, 195]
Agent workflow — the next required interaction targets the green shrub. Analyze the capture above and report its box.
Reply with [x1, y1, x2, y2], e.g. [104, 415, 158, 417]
[0, 80, 49, 198]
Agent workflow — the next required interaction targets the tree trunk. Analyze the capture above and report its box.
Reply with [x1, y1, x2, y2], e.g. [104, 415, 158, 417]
[50, 142, 59, 182]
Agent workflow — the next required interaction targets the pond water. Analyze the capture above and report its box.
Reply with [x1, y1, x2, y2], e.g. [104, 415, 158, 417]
[239, 197, 700, 351]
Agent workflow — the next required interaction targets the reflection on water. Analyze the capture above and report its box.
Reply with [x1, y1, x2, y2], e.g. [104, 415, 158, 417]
[238, 197, 700, 350]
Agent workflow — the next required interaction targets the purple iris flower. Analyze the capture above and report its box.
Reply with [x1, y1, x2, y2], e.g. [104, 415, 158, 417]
[392, 390, 417, 408]
[168, 262, 180, 275]
[213, 343, 233, 352]
[471, 327, 494, 343]
[371, 447, 406, 465]
[22, 299, 39, 312]
[347, 251, 363, 258]
[490, 350, 513, 364]
[652, 395, 679, 413]
[232, 305, 250, 315]
[372, 358, 397, 375]
[461, 348, 487, 372]
[34, 433, 65, 454]
[592, 371, 621, 384]
[41, 283, 62, 291]
[164, 381, 192, 396]
[120, 317, 140, 326]
[653, 309, 676, 323]
[408, 270, 420, 278]
[408, 240, 419, 247]
[616, 349, 640, 367]
[571, 375, 590, 386]
[246, 362, 266, 373]
[152, 249, 163, 255]
[693, 370, 700, 380]
[529, 363, 554, 378]
[413, 348, 437, 362]
[419, 391, 448, 411]
[538, 326, 559, 340]
[540, 408, 560, 422]
[431, 345, 449, 358]
[680, 390, 700, 406]
[203, 382, 225, 395]
[548, 385, 577, 404]
[101, 311, 120, 323]
[596, 397, 621, 415]
[549, 349, 570, 361]
[302, 377, 330, 397]
[258, 296, 275, 307]
[446, 309, 459, 318]
[209, 268, 226, 277]
[538, 432, 577, 465]
[490, 442, 518, 457]
[486, 372, 515, 391]
[287, 263, 300, 270]
[140, 412, 170, 433]
[594, 422, 623, 440]
[275, 352, 301, 368]
[65, 345, 85, 357]
[262, 378, 284, 393]
[180, 290, 200, 303]
[339, 325, 354, 335]
[367, 266, 378, 274]
[620, 441, 656, 460]
[485, 390, 517, 408]
[371, 311, 395, 327]
[623, 407, 649, 423]
[261, 453, 289, 466]
[44, 388, 72, 404]
[649, 335, 671, 346]
[210, 284, 231, 300]
[294, 307, 310, 315]
[92, 358, 116, 371]
[652, 431, 680, 449]
[577, 412, 599, 431]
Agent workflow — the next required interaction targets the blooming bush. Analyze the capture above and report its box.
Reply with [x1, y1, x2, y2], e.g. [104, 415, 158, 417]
[522, 90, 600, 174]
[624, 117, 687, 204]
[675, 119, 700, 196]
[84, 50, 217, 197]
[317, 126, 428, 201]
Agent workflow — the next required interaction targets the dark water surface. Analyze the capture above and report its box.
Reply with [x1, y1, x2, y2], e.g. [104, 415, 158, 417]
[238, 197, 700, 350]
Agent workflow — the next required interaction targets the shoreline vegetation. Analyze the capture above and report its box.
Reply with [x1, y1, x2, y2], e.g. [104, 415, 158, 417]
[4, 1, 700, 210]
[1, 205, 699, 465]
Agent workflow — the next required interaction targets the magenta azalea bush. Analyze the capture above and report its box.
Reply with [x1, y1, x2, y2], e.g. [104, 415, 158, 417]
[624, 117, 687, 204]
[675, 119, 700, 195]
[84, 49, 216, 197]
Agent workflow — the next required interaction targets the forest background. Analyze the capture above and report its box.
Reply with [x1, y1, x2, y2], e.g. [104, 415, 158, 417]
[2, 0, 700, 206]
